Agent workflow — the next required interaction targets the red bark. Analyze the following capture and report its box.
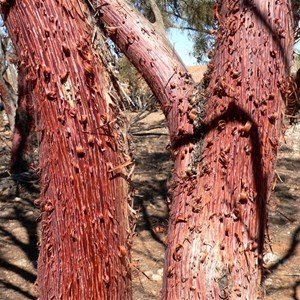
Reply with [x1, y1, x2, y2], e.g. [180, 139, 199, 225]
[90, 0, 198, 144]
[163, 1, 294, 299]
[3, 1, 132, 299]
[87, 0, 295, 298]
[91, 2, 202, 241]
[10, 69, 33, 173]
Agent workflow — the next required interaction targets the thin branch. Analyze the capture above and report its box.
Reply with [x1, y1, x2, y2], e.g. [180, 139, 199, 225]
[148, 0, 165, 35]
[169, 24, 199, 32]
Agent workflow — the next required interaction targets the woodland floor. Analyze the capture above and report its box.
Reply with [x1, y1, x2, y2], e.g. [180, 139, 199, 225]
[0, 109, 299, 300]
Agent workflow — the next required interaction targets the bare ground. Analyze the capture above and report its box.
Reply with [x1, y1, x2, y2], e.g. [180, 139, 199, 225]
[0, 110, 299, 299]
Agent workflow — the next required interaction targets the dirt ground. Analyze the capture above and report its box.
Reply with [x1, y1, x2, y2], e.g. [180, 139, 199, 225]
[0, 109, 299, 300]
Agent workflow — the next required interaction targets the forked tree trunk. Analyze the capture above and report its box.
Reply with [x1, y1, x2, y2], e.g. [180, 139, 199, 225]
[163, 1, 294, 299]
[93, 0, 293, 298]
[91, 0, 293, 298]
[2, 1, 132, 299]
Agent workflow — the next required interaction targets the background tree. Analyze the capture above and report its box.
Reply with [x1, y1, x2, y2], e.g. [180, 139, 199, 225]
[113, 0, 214, 111]
[129, 0, 215, 62]
[0, 29, 17, 129]
[1, 1, 132, 299]
[118, 56, 155, 110]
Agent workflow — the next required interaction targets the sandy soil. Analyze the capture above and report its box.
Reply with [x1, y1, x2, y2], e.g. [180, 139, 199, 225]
[0, 110, 299, 299]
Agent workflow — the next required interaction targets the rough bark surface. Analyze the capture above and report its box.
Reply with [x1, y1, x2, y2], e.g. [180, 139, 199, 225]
[90, 0, 199, 144]
[2, 1, 132, 299]
[90, 3, 205, 249]
[163, 1, 294, 299]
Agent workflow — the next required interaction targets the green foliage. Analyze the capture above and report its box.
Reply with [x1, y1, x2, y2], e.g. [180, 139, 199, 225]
[130, 0, 156, 23]
[129, 0, 172, 27]
[129, 0, 216, 62]
[129, 1, 300, 62]
[192, 30, 215, 63]
[167, 0, 216, 62]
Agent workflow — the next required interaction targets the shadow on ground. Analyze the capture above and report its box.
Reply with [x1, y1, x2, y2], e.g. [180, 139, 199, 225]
[264, 150, 300, 299]
[0, 111, 299, 299]
[0, 175, 39, 300]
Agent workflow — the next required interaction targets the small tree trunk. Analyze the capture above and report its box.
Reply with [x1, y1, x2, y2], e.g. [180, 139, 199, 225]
[10, 69, 33, 173]
[163, 1, 294, 299]
[3, 1, 132, 299]
[0, 36, 18, 129]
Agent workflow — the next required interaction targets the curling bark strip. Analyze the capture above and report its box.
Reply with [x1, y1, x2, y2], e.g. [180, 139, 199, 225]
[163, 1, 294, 299]
[2, 1, 131, 299]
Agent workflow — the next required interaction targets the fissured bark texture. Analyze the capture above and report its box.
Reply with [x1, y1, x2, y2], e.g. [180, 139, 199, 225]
[163, 1, 294, 299]
[3, 1, 131, 299]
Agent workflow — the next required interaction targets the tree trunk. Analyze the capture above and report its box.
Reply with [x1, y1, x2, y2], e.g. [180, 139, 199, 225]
[2, 1, 132, 299]
[10, 69, 34, 173]
[93, 1, 292, 298]
[0, 35, 18, 130]
[163, 1, 294, 299]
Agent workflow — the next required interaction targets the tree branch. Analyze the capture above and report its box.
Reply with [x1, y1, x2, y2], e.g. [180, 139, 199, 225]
[169, 24, 198, 32]
[89, 0, 198, 143]
[148, 0, 165, 36]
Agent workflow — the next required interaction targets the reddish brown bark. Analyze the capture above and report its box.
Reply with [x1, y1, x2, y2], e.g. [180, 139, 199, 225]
[163, 1, 294, 299]
[91, 4, 202, 254]
[90, 0, 197, 144]
[91, 1, 294, 298]
[87, 0, 295, 298]
[10, 69, 33, 173]
[3, 1, 131, 299]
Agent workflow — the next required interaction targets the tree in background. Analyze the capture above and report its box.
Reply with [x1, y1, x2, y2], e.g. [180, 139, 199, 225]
[0, 25, 40, 173]
[2, 1, 132, 299]
[129, 0, 215, 62]
[115, 0, 214, 110]
[118, 56, 154, 110]
[0, 30, 17, 129]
